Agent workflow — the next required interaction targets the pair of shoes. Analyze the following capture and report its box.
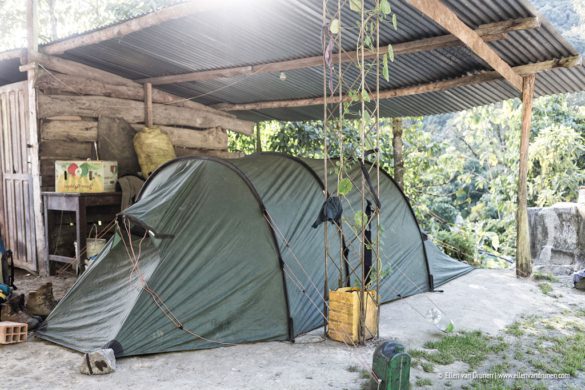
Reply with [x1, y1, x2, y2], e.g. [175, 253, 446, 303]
[0, 300, 41, 330]
[25, 282, 57, 317]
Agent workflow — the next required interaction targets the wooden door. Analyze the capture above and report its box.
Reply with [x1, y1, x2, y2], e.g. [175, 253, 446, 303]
[0, 81, 37, 272]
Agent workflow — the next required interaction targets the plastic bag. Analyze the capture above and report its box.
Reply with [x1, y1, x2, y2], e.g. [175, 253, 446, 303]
[133, 126, 176, 178]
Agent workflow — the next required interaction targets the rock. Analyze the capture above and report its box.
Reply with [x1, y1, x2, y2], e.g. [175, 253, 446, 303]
[573, 269, 585, 291]
[26, 282, 56, 317]
[79, 349, 116, 375]
[528, 203, 585, 275]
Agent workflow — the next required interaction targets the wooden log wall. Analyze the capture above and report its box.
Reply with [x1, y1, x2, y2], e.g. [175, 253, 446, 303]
[35, 69, 247, 190]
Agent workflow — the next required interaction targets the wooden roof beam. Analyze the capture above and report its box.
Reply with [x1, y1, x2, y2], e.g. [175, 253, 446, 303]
[407, 0, 523, 92]
[212, 55, 581, 111]
[42, 0, 236, 55]
[138, 16, 539, 85]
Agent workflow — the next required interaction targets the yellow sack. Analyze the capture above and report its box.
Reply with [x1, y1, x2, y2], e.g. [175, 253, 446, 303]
[133, 126, 176, 178]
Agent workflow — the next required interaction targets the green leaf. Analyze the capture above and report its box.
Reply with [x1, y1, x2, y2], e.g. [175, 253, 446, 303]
[380, 0, 391, 15]
[392, 13, 398, 30]
[364, 35, 372, 48]
[349, 0, 362, 12]
[361, 88, 371, 103]
[382, 54, 389, 81]
[354, 210, 367, 228]
[445, 321, 455, 333]
[387, 44, 395, 62]
[363, 109, 371, 124]
[338, 178, 353, 196]
[330, 18, 340, 34]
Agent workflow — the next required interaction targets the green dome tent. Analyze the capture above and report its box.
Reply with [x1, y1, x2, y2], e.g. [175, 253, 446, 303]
[37, 153, 471, 357]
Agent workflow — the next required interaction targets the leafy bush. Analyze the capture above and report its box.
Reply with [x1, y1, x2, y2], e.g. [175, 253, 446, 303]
[436, 230, 475, 264]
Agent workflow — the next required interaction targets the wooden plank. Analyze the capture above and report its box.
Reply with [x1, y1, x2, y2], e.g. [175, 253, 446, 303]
[38, 94, 255, 135]
[34, 71, 236, 118]
[29, 53, 237, 119]
[139, 17, 539, 85]
[407, 0, 523, 91]
[39, 140, 92, 160]
[130, 124, 228, 150]
[41, 120, 98, 142]
[214, 56, 581, 111]
[144, 83, 153, 127]
[40, 159, 55, 177]
[26, 0, 38, 60]
[516, 74, 535, 278]
[174, 147, 242, 159]
[26, 0, 43, 273]
[42, 1, 235, 55]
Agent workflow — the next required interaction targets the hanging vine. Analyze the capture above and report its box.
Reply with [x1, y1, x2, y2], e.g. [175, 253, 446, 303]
[322, 0, 398, 344]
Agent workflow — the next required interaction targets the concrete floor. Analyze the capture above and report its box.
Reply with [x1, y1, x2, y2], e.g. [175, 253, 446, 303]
[2, 269, 583, 389]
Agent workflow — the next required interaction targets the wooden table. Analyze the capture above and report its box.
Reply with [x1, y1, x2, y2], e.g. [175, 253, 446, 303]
[42, 192, 121, 275]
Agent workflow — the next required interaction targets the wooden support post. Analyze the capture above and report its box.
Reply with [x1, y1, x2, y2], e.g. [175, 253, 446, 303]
[516, 74, 536, 278]
[255, 125, 262, 152]
[144, 82, 153, 127]
[392, 118, 404, 190]
[213, 56, 580, 112]
[26, 0, 47, 275]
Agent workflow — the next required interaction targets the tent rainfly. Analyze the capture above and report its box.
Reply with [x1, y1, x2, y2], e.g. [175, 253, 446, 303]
[37, 153, 471, 357]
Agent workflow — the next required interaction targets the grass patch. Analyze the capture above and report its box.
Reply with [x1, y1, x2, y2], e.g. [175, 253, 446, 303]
[469, 362, 509, 389]
[421, 361, 434, 373]
[550, 333, 585, 376]
[538, 282, 553, 295]
[408, 349, 429, 359]
[415, 378, 432, 387]
[421, 331, 507, 369]
[505, 321, 525, 337]
[533, 272, 558, 282]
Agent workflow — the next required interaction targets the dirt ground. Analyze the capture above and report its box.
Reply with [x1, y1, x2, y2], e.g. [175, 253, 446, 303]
[2, 268, 584, 389]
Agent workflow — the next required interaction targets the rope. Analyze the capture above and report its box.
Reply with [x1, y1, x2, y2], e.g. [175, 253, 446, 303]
[118, 218, 236, 347]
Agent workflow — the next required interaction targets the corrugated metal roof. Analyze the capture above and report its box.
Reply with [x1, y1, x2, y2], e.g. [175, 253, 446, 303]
[0, 0, 583, 121]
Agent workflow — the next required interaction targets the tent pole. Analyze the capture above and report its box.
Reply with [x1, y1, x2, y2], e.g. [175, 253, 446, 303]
[516, 74, 535, 277]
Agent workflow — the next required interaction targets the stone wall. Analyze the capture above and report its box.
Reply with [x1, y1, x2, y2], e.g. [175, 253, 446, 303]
[528, 203, 585, 275]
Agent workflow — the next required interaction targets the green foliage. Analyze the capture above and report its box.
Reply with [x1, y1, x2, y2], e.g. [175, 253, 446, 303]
[338, 178, 353, 196]
[436, 230, 476, 263]
[228, 132, 256, 155]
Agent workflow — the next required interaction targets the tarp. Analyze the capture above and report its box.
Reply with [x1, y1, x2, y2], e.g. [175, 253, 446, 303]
[37, 153, 472, 357]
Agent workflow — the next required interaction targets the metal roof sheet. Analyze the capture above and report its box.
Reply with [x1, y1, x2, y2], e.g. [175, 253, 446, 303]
[0, 0, 583, 121]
